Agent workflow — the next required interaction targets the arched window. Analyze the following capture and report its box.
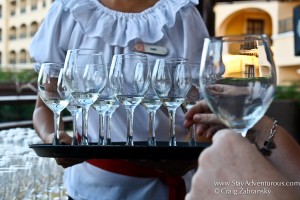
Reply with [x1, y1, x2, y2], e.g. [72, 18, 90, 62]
[0, 6, 2, 18]
[21, 0, 27, 13]
[10, 1, 16, 16]
[43, 0, 47, 7]
[31, 0, 38, 11]
[9, 27, 17, 40]
[30, 21, 38, 37]
[9, 51, 17, 64]
[20, 49, 27, 63]
[20, 24, 27, 38]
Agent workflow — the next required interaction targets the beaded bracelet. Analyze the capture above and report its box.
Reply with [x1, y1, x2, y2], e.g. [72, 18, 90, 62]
[260, 119, 279, 156]
[246, 119, 279, 156]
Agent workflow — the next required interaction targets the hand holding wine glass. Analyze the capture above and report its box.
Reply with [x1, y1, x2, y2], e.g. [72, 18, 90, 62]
[38, 63, 70, 145]
[199, 34, 277, 137]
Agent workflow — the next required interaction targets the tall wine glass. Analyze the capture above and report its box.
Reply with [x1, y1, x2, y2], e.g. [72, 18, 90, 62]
[109, 53, 150, 146]
[199, 34, 277, 137]
[92, 79, 115, 145]
[152, 58, 191, 146]
[181, 63, 202, 145]
[141, 62, 162, 146]
[64, 49, 108, 145]
[60, 66, 82, 146]
[38, 63, 70, 145]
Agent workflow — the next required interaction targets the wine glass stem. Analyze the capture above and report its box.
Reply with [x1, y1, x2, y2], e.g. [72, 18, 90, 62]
[81, 106, 90, 145]
[148, 111, 156, 146]
[53, 112, 60, 145]
[98, 113, 106, 145]
[105, 115, 112, 145]
[189, 125, 196, 146]
[168, 109, 176, 146]
[125, 108, 134, 146]
[71, 113, 78, 145]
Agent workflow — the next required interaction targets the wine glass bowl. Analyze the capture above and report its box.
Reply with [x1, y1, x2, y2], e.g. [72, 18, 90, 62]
[199, 34, 277, 136]
[152, 58, 191, 146]
[182, 63, 202, 111]
[109, 53, 150, 146]
[37, 63, 70, 145]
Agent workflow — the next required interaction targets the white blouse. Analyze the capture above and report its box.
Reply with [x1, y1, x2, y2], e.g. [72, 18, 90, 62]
[29, 0, 209, 199]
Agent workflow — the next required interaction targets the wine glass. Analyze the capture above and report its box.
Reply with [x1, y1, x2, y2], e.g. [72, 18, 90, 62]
[63, 49, 108, 145]
[199, 34, 277, 137]
[109, 53, 150, 146]
[59, 68, 82, 145]
[181, 63, 202, 145]
[152, 58, 192, 146]
[92, 78, 115, 145]
[38, 63, 70, 145]
[141, 62, 162, 146]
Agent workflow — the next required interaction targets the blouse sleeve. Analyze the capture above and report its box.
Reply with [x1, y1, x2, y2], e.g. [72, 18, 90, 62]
[29, 1, 75, 71]
[173, 6, 209, 82]
[180, 6, 209, 63]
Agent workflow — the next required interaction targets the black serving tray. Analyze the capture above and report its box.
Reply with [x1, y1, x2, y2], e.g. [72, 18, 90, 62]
[29, 141, 211, 160]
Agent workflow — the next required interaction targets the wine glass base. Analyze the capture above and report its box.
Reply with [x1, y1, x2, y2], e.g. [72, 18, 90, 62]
[189, 138, 196, 146]
[169, 137, 176, 146]
[106, 138, 112, 145]
[53, 136, 60, 145]
[81, 138, 89, 146]
[97, 136, 105, 146]
[148, 137, 156, 146]
[71, 137, 78, 145]
[126, 136, 134, 146]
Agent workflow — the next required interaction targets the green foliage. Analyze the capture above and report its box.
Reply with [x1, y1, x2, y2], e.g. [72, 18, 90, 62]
[0, 69, 37, 123]
[0, 69, 37, 83]
[275, 84, 300, 102]
[0, 104, 35, 122]
[0, 69, 74, 128]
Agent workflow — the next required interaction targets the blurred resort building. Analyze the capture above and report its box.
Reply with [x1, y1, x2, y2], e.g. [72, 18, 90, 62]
[214, 0, 300, 85]
[0, 0, 299, 85]
[0, 0, 53, 71]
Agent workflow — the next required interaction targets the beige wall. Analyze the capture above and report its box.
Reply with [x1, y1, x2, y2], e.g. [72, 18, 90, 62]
[218, 9, 272, 37]
[278, 2, 300, 20]
[215, 2, 279, 35]
[279, 66, 300, 84]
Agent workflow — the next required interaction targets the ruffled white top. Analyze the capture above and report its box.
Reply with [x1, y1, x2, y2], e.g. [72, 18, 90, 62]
[29, 0, 209, 199]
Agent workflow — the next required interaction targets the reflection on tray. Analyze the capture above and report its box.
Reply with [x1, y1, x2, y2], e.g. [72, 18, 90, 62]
[29, 141, 211, 160]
